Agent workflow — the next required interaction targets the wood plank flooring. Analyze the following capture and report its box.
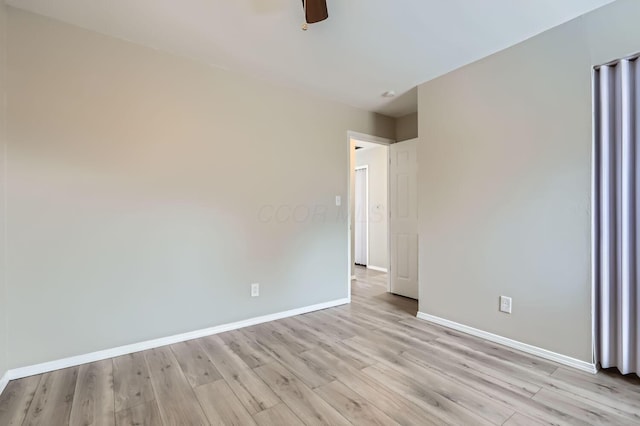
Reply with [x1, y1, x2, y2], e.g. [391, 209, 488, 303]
[2, 266, 640, 425]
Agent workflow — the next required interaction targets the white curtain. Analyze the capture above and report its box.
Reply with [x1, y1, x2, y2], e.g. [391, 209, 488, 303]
[594, 55, 640, 376]
[355, 168, 367, 266]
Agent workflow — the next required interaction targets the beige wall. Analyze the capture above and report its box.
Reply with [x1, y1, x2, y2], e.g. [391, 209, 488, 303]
[0, 2, 7, 381]
[418, 0, 640, 362]
[395, 112, 418, 142]
[355, 146, 388, 270]
[6, 8, 394, 369]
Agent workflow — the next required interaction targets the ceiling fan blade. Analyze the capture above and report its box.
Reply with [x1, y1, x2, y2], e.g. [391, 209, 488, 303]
[302, 0, 328, 24]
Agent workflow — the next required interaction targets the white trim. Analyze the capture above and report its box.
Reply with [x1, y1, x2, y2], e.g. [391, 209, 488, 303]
[367, 265, 388, 273]
[348, 131, 394, 146]
[347, 137, 353, 300]
[416, 312, 598, 374]
[385, 145, 391, 293]
[0, 371, 9, 395]
[5, 298, 350, 382]
[590, 67, 598, 367]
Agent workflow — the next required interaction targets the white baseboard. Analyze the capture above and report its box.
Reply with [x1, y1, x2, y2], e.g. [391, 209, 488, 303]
[0, 371, 9, 395]
[416, 312, 597, 374]
[6, 298, 350, 383]
[367, 265, 388, 273]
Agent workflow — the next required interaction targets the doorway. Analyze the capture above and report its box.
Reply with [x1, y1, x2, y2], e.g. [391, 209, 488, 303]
[347, 131, 419, 302]
[352, 139, 389, 274]
[347, 133, 391, 299]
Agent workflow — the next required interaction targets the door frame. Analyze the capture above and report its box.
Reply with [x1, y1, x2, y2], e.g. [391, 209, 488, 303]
[354, 165, 369, 267]
[346, 131, 394, 299]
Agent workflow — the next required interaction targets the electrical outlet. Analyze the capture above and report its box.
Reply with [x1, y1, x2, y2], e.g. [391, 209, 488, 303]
[499, 296, 512, 314]
[251, 283, 260, 297]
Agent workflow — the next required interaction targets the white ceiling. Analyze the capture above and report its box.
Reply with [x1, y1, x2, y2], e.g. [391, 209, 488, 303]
[7, 0, 614, 117]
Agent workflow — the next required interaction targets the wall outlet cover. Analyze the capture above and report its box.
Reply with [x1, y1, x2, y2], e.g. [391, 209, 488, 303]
[251, 283, 260, 297]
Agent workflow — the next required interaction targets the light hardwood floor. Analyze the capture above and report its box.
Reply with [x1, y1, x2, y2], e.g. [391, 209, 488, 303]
[1, 266, 640, 425]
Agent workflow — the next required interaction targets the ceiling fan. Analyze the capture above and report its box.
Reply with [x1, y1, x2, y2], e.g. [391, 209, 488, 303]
[301, 0, 328, 30]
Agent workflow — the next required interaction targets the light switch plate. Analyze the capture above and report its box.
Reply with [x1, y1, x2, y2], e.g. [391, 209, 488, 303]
[499, 296, 512, 314]
[335, 196, 341, 206]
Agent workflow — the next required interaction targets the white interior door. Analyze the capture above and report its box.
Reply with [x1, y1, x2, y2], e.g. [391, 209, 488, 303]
[354, 167, 368, 266]
[389, 139, 418, 299]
